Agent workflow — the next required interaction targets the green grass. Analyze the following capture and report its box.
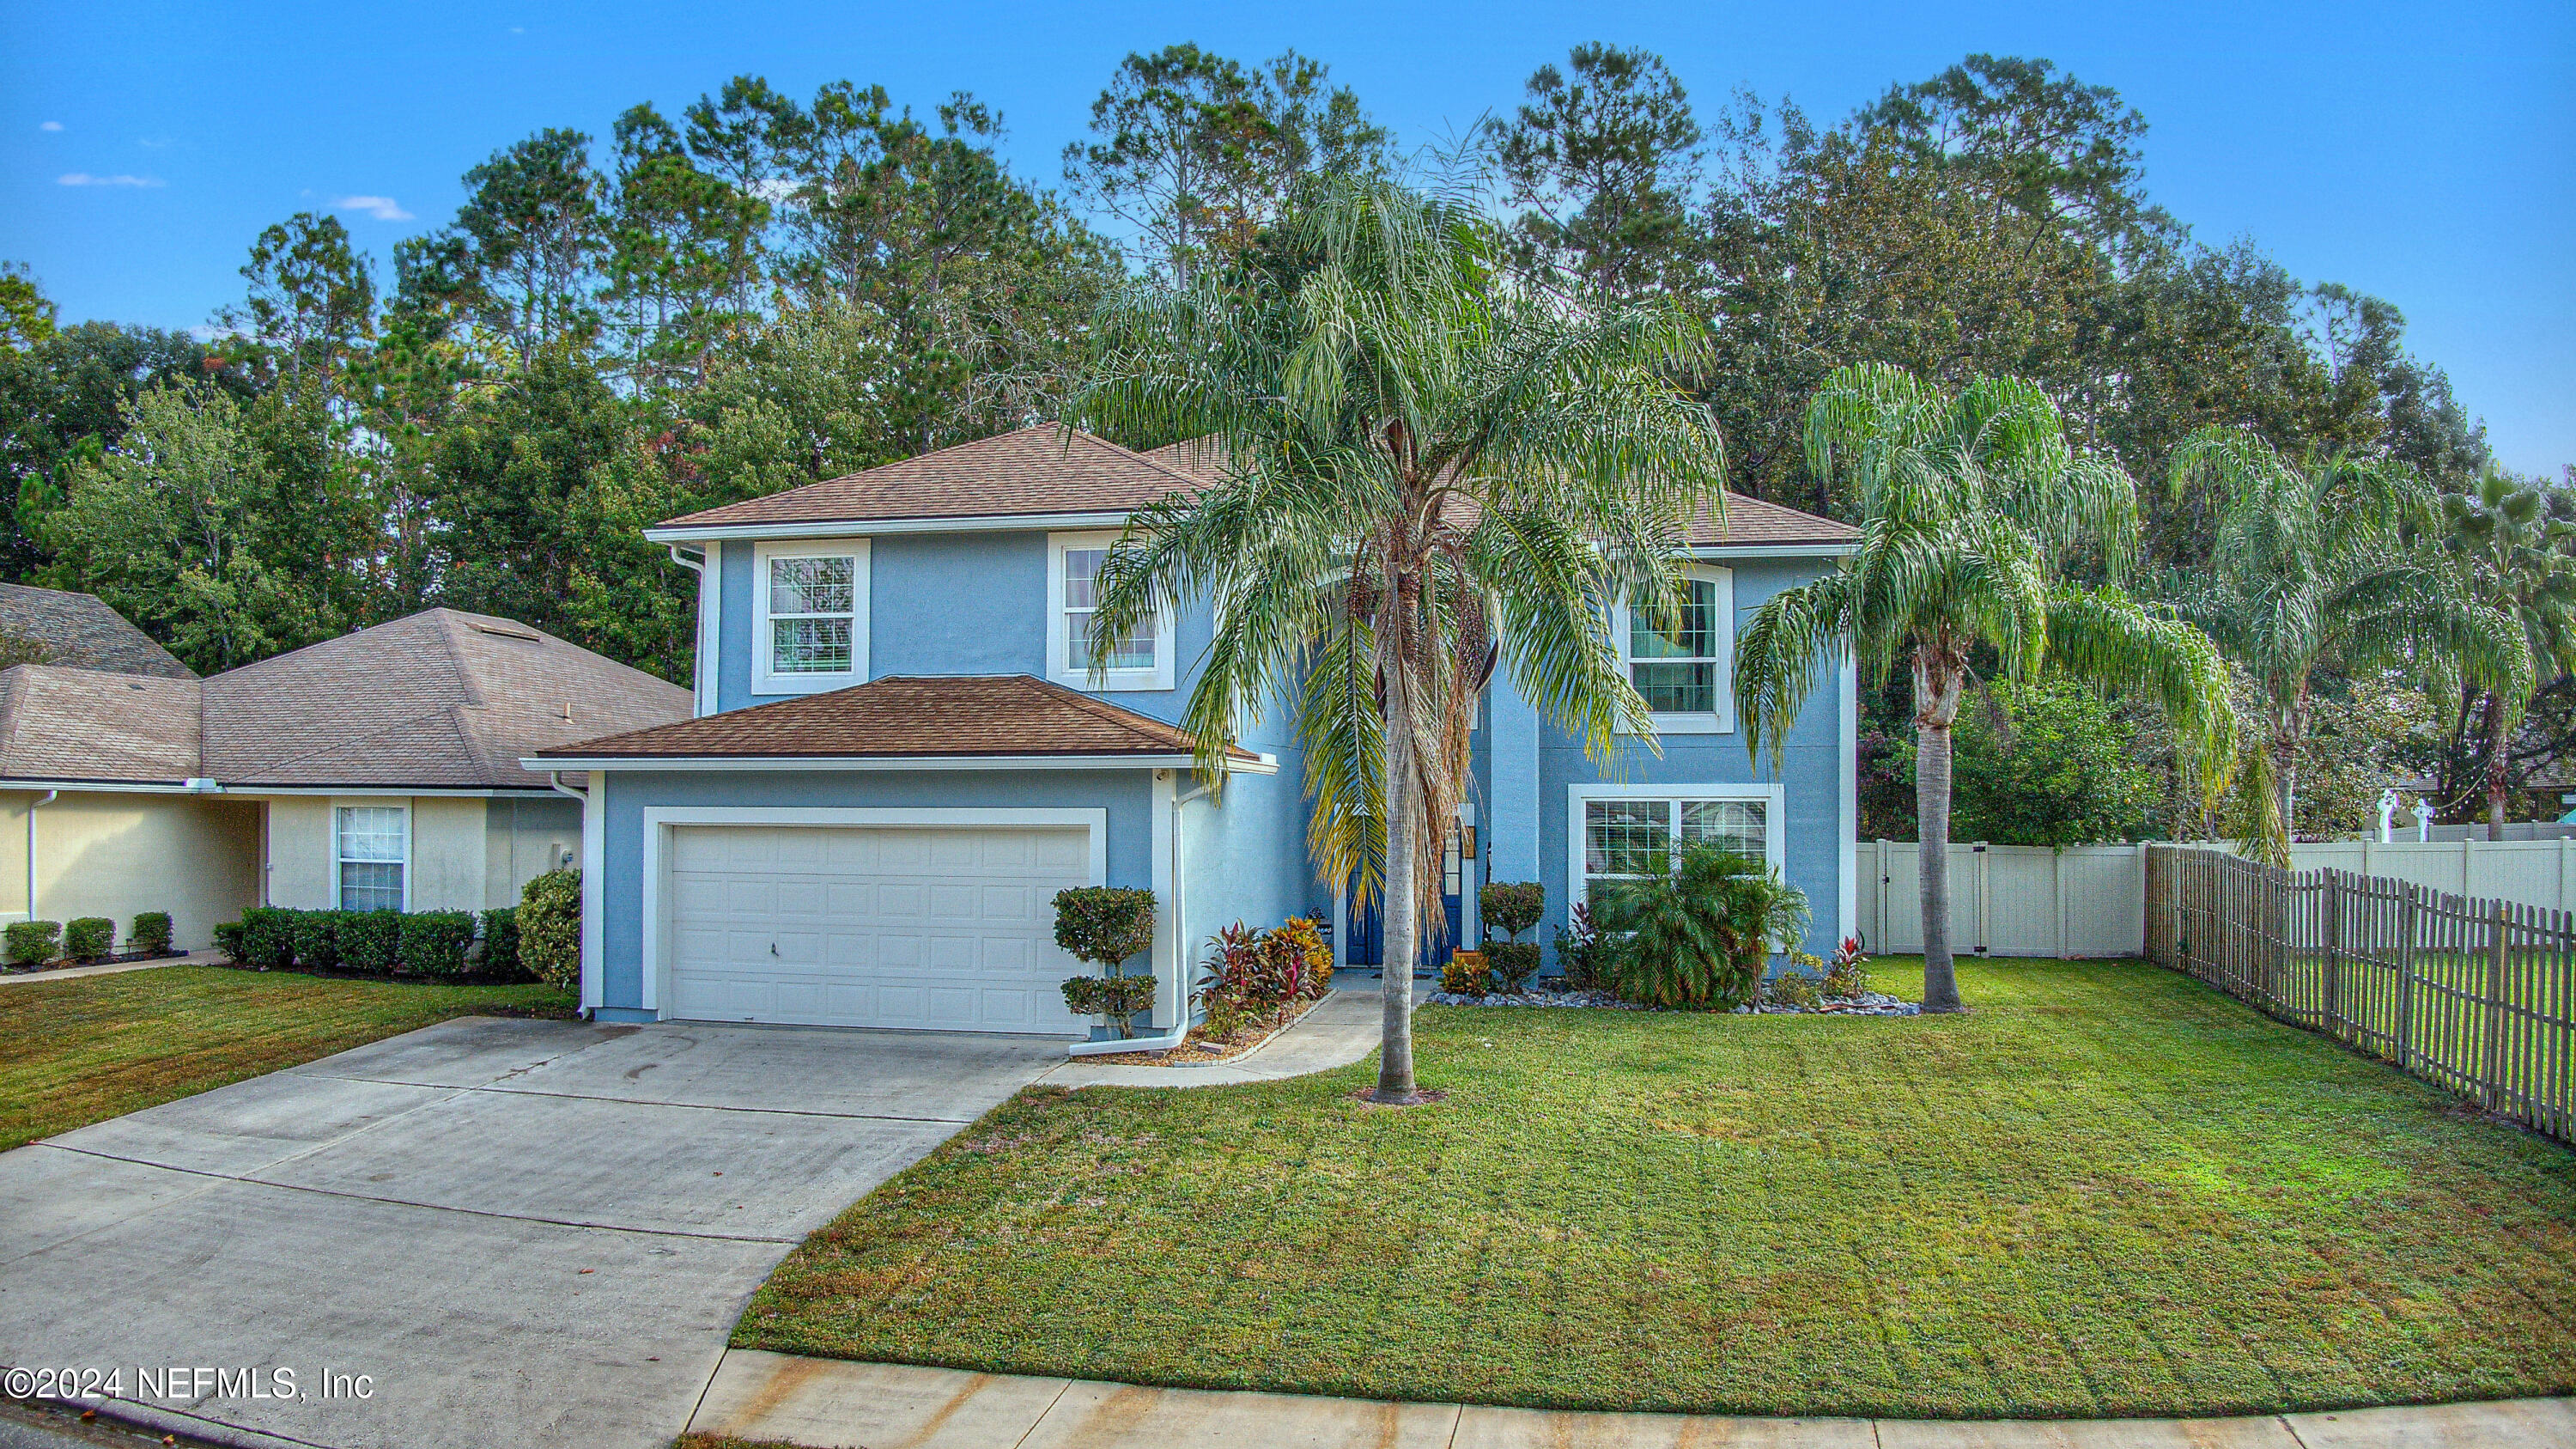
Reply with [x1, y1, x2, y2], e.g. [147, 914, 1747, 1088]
[738, 958, 2576, 1420]
[0, 965, 574, 1152]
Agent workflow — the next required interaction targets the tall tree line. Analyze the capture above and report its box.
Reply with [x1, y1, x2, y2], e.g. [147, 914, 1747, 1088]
[0, 43, 2561, 823]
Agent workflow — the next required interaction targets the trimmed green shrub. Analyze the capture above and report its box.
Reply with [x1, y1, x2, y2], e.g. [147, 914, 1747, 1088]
[1486, 941, 1542, 993]
[239, 906, 295, 969]
[1479, 881, 1546, 943]
[1061, 974, 1157, 1027]
[398, 910, 477, 977]
[5, 919, 60, 966]
[289, 910, 343, 972]
[1053, 887, 1156, 970]
[211, 921, 246, 961]
[337, 910, 401, 975]
[129, 911, 173, 955]
[478, 907, 523, 980]
[64, 916, 114, 962]
[519, 868, 581, 992]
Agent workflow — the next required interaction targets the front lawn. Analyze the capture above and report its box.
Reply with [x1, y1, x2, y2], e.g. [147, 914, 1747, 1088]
[738, 958, 2576, 1420]
[0, 965, 574, 1152]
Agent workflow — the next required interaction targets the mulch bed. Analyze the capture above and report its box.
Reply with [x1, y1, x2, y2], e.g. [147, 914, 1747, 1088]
[1072, 993, 1327, 1066]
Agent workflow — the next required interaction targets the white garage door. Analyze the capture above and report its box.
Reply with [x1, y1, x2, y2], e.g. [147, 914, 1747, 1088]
[664, 824, 1092, 1033]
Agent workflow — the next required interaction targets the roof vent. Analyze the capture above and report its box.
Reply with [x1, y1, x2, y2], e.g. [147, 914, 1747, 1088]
[471, 623, 541, 642]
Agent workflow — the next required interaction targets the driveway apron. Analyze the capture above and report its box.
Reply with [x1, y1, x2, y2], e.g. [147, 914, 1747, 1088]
[0, 1016, 1061, 1449]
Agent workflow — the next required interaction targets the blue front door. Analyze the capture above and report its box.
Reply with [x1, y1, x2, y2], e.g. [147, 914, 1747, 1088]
[1342, 827, 1465, 973]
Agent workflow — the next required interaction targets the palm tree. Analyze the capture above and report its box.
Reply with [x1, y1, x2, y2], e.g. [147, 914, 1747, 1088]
[1072, 175, 1729, 1103]
[2166, 427, 2516, 849]
[1734, 362, 2235, 1014]
[2440, 466, 2576, 835]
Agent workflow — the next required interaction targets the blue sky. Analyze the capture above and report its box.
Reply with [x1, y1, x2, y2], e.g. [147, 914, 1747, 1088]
[4, 0, 2568, 474]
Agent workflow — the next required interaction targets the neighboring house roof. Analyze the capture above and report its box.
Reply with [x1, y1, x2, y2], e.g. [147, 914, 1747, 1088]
[0, 608, 691, 792]
[0, 583, 195, 679]
[652, 423, 1855, 550]
[0, 666, 202, 783]
[653, 423, 1206, 534]
[530, 673, 1267, 769]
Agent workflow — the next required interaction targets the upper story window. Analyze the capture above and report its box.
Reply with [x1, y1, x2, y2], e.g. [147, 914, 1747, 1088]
[336, 804, 407, 912]
[1613, 562, 1733, 733]
[754, 539, 870, 694]
[1048, 531, 1174, 691]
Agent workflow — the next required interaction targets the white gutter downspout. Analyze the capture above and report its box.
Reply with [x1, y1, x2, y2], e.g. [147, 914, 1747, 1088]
[548, 770, 586, 802]
[1066, 776, 1218, 1057]
[24, 788, 54, 922]
[666, 545, 710, 717]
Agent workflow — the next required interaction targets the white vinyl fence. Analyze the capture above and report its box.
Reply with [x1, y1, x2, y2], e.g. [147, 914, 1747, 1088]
[1856, 836, 2576, 959]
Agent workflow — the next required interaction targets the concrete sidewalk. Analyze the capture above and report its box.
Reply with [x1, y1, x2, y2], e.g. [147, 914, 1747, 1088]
[687, 1349, 2576, 1448]
[0, 952, 201, 985]
[1043, 985, 1387, 1088]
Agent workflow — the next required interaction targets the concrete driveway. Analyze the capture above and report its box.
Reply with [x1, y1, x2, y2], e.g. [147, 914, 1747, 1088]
[0, 1016, 1064, 1449]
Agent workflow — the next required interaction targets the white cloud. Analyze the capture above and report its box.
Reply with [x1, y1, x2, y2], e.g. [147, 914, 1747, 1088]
[334, 194, 414, 222]
[58, 173, 162, 187]
[39, 121, 63, 132]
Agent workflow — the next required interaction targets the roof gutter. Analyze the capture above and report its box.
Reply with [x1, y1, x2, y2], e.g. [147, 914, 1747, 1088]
[647, 511, 1138, 544]
[520, 752, 1279, 776]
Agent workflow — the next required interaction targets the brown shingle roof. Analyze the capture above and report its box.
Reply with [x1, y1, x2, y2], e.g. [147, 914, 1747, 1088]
[660, 424, 1855, 549]
[0, 666, 203, 783]
[0, 608, 690, 790]
[532, 673, 1261, 765]
[0, 584, 194, 679]
[202, 609, 691, 788]
[654, 423, 1205, 533]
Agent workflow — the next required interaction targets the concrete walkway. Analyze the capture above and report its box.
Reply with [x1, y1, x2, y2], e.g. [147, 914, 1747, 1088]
[1042, 985, 1386, 1088]
[687, 1349, 2576, 1448]
[0, 952, 200, 984]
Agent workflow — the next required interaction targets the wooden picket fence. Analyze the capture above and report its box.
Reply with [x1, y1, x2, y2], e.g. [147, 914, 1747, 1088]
[2146, 844, 2576, 1144]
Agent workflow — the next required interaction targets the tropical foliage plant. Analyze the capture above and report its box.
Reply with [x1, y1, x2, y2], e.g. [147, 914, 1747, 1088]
[1735, 362, 2236, 1012]
[1592, 844, 1809, 1011]
[1072, 174, 1728, 1102]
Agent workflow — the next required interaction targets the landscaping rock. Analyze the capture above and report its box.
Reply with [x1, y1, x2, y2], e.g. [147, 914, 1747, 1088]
[1425, 986, 1921, 1015]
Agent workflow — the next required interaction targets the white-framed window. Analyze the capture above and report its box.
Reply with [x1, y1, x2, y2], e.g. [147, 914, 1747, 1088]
[1568, 783, 1783, 912]
[1048, 530, 1174, 691]
[1611, 562, 1734, 733]
[335, 804, 409, 912]
[753, 538, 870, 694]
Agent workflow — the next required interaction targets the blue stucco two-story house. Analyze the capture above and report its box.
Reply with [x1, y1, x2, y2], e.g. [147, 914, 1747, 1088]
[527, 423, 1859, 1043]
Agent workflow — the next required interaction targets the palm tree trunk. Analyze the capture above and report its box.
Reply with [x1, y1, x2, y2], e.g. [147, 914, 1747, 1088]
[2274, 735, 2301, 844]
[2487, 692, 2512, 839]
[1914, 645, 1966, 1014]
[1374, 726, 1420, 1104]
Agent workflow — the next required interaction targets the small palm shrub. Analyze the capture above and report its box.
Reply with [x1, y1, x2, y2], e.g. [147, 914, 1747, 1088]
[519, 868, 582, 992]
[6, 919, 60, 966]
[129, 911, 173, 955]
[1594, 845, 1812, 1011]
[64, 916, 115, 962]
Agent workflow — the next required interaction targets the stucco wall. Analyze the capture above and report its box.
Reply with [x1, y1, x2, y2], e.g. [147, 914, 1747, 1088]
[260, 795, 573, 914]
[0, 789, 261, 952]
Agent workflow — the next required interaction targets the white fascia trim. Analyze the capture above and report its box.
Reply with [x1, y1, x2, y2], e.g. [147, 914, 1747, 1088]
[1047, 528, 1176, 692]
[1687, 543, 1858, 559]
[1565, 781, 1787, 924]
[1611, 561, 1736, 735]
[0, 780, 562, 797]
[637, 805, 1110, 1020]
[524, 752, 1279, 776]
[647, 511, 1134, 544]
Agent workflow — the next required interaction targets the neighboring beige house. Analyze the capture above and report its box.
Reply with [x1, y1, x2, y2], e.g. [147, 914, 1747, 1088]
[0, 608, 690, 951]
[0, 582, 196, 679]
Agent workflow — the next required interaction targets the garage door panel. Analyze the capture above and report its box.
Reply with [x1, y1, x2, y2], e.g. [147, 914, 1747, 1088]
[665, 824, 1091, 1033]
